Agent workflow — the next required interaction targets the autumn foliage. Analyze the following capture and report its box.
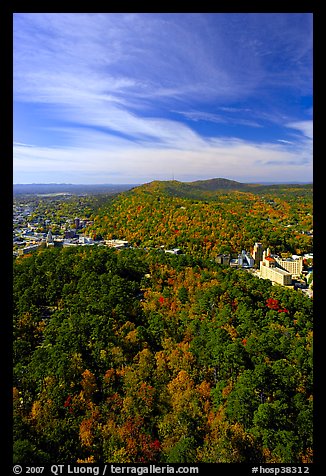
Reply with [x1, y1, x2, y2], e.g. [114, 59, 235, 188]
[12, 243, 313, 464]
[86, 182, 313, 257]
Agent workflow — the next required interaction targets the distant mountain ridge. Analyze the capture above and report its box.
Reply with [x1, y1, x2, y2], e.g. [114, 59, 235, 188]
[131, 178, 246, 193]
[187, 177, 247, 190]
[13, 179, 312, 197]
[129, 178, 312, 199]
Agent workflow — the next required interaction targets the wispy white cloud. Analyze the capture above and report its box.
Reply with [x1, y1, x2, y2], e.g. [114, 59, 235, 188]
[14, 13, 312, 109]
[277, 139, 294, 145]
[13, 13, 313, 183]
[13, 128, 313, 184]
[175, 111, 225, 124]
[13, 141, 35, 147]
[176, 109, 263, 128]
[286, 120, 313, 140]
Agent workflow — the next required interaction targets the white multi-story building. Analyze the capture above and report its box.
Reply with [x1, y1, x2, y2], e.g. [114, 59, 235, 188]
[274, 256, 303, 277]
[259, 256, 292, 286]
[253, 242, 306, 286]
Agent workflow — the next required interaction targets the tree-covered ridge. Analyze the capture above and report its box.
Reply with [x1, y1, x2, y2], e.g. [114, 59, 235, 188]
[129, 178, 312, 198]
[87, 183, 313, 256]
[129, 178, 247, 198]
[13, 247, 313, 464]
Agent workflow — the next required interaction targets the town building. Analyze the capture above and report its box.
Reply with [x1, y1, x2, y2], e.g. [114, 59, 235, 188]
[46, 229, 54, 247]
[230, 250, 254, 268]
[64, 230, 76, 239]
[216, 254, 231, 265]
[18, 244, 42, 255]
[238, 250, 254, 267]
[63, 241, 78, 247]
[274, 256, 303, 277]
[79, 236, 94, 244]
[253, 242, 263, 266]
[259, 256, 293, 286]
[105, 239, 129, 249]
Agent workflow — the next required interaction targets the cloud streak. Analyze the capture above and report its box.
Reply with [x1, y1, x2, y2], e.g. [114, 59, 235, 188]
[13, 13, 313, 184]
[14, 127, 313, 184]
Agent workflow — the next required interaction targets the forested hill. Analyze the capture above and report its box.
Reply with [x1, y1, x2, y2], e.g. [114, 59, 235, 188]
[127, 178, 312, 199]
[87, 180, 313, 257]
[13, 247, 313, 464]
[13, 177, 313, 464]
[129, 178, 247, 198]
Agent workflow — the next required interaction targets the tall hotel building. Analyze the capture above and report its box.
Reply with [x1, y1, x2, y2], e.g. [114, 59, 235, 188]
[259, 256, 293, 286]
[253, 242, 263, 266]
[274, 256, 303, 278]
[253, 242, 303, 286]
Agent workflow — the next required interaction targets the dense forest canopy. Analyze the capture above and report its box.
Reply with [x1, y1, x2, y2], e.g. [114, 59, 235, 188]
[86, 180, 313, 257]
[13, 244, 313, 464]
[13, 180, 313, 464]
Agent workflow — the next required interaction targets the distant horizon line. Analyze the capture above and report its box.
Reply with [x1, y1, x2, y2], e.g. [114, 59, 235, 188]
[13, 180, 313, 186]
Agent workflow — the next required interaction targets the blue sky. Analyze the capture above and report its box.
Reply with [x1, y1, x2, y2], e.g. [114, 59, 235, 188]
[13, 13, 313, 184]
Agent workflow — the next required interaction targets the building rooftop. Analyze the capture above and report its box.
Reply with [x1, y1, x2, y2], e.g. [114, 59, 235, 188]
[271, 267, 292, 276]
